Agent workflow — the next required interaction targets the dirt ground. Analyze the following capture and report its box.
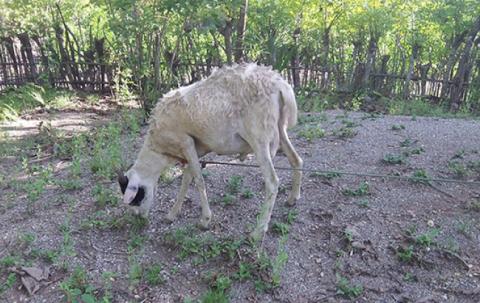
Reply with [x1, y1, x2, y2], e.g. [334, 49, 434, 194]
[1, 108, 480, 303]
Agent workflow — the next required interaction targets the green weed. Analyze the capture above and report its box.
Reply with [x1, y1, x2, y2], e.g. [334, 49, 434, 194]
[342, 182, 370, 197]
[334, 126, 357, 139]
[336, 274, 363, 299]
[397, 245, 414, 262]
[391, 124, 405, 131]
[409, 169, 431, 184]
[298, 125, 325, 141]
[382, 153, 406, 165]
[227, 175, 243, 194]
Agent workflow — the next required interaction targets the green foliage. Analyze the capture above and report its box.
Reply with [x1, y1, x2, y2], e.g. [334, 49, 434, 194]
[0, 84, 77, 121]
[60, 266, 98, 303]
[92, 184, 118, 208]
[145, 264, 164, 286]
[298, 124, 326, 141]
[410, 169, 431, 184]
[391, 124, 405, 131]
[333, 126, 357, 139]
[415, 228, 440, 247]
[89, 123, 123, 179]
[271, 222, 290, 236]
[448, 161, 469, 178]
[342, 182, 370, 197]
[382, 153, 407, 165]
[336, 274, 363, 299]
[241, 188, 254, 199]
[397, 245, 414, 262]
[227, 175, 243, 194]
[0, 273, 17, 294]
[221, 194, 236, 206]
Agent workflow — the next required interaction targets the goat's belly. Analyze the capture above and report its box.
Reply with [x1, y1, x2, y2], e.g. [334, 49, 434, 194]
[202, 133, 252, 156]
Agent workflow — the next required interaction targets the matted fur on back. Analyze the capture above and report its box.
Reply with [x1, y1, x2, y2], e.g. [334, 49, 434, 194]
[150, 63, 297, 128]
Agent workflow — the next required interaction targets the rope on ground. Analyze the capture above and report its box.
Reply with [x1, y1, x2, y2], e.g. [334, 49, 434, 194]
[199, 160, 480, 186]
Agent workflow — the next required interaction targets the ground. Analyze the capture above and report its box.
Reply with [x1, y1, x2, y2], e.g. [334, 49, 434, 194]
[0, 101, 479, 303]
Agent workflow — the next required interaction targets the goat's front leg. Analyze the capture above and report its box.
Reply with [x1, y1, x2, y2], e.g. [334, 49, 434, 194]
[182, 139, 212, 229]
[166, 165, 193, 222]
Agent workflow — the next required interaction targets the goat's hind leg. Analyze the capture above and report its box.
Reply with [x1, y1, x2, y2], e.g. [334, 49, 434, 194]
[251, 142, 279, 242]
[280, 126, 303, 205]
[166, 165, 193, 222]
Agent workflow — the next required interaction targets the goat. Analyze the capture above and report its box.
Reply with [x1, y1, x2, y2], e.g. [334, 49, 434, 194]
[118, 63, 303, 240]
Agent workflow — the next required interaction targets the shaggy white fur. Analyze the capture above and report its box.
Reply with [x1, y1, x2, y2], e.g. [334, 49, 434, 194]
[119, 63, 303, 241]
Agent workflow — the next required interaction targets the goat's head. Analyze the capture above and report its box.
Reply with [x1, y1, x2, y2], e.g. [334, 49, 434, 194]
[117, 169, 155, 217]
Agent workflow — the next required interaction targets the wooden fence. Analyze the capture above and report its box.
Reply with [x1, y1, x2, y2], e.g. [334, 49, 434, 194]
[0, 37, 114, 93]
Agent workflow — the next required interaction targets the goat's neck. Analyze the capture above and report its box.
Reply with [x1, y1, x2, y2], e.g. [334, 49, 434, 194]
[132, 144, 169, 181]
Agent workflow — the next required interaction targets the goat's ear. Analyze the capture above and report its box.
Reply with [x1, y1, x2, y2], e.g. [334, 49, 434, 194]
[129, 186, 145, 206]
[118, 173, 129, 194]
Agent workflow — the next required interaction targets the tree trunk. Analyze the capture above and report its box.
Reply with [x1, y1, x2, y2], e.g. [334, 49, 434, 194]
[403, 43, 420, 99]
[450, 16, 480, 111]
[291, 27, 301, 90]
[418, 63, 431, 96]
[18, 33, 37, 82]
[363, 34, 377, 90]
[234, 0, 248, 63]
[221, 18, 233, 65]
[32, 36, 53, 86]
[440, 31, 468, 100]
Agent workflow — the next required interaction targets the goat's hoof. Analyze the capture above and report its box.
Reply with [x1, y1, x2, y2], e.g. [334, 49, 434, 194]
[165, 212, 177, 223]
[286, 195, 300, 206]
[199, 216, 212, 230]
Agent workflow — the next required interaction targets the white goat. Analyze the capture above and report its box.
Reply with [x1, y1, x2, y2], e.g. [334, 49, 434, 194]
[118, 63, 303, 240]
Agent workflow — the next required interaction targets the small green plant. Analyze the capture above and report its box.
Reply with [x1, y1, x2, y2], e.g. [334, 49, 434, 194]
[341, 119, 358, 128]
[200, 274, 231, 303]
[221, 194, 235, 205]
[448, 161, 469, 178]
[286, 210, 298, 225]
[334, 126, 357, 139]
[92, 184, 118, 208]
[456, 220, 473, 238]
[60, 266, 97, 303]
[391, 124, 405, 130]
[89, 123, 122, 179]
[400, 138, 414, 147]
[415, 228, 440, 247]
[127, 234, 148, 253]
[403, 272, 416, 282]
[227, 175, 243, 194]
[235, 262, 253, 280]
[397, 245, 414, 262]
[0, 273, 17, 294]
[271, 222, 290, 236]
[336, 274, 363, 299]
[382, 153, 406, 165]
[410, 169, 431, 184]
[343, 228, 354, 243]
[342, 182, 369, 197]
[298, 124, 325, 141]
[241, 188, 254, 199]
[409, 147, 425, 155]
[56, 178, 83, 191]
[145, 263, 164, 286]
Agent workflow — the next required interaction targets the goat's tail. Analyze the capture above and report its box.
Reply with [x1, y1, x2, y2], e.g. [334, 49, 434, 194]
[279, 83, 298, 129]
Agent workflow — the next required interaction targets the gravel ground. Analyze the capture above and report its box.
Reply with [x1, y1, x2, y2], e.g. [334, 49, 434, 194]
[1, 109, 479, 303]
